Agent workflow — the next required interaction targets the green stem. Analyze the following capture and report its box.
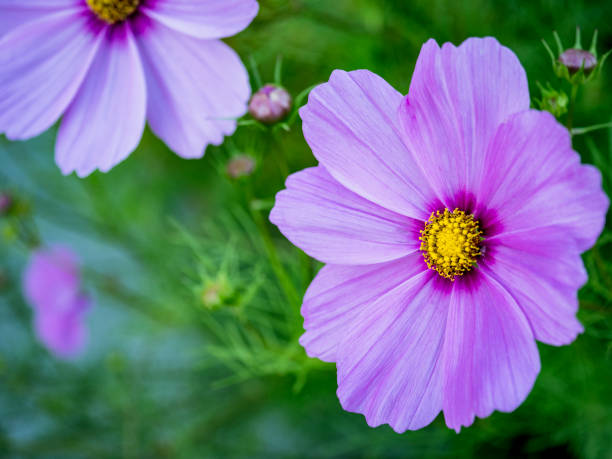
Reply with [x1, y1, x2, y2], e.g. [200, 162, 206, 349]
[14, 217, 40, 249]
[271, 130, 290, 180]
[566, 84, 579, 134]
[571, 121, 612, 136]
[243, 184, 300, 309]
[84, 268, 172, 324]
[299, 249, 314, 292]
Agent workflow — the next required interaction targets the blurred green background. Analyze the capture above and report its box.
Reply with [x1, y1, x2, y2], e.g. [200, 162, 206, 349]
[1, 0, 612, 457]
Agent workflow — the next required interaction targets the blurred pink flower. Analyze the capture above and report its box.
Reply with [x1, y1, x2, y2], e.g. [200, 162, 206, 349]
[0, 0, 258, 176]
[23, 246, 91, 359]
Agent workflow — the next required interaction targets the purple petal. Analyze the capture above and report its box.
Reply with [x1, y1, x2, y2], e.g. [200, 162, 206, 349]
[480, 110, 609, 251]
[299, 69, 436, 219]
[336, 271, 447, 432]
[56, 24, 147, 177]
[23, 246, 91, 359]
[34, 295, 90, 359]
[483, 227, 586, 346]
[0, 0, 84, 36]
[441, 274, 540, 432]
[141, 0, 258, 39]
[136, 20, 250, 158]
[0, 11, 104, 140]
[23, 246, 81, 310]
[270, 167, 422, 265]
[398, 37, 530, 203]
[300, 253, 426, 362]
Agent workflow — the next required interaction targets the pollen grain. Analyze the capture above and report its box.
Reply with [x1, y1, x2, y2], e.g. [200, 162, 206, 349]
[419, 208, 482, 281]
[87, 0, 140, 24]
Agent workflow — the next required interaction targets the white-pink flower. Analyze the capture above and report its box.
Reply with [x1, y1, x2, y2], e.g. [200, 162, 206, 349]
[0, 0, 258, 176]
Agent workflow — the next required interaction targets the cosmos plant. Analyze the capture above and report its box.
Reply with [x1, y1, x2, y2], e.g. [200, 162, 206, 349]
[1, 0, 610, 443]
[0, 0, 258, 176]
[270, 37, 609, 432]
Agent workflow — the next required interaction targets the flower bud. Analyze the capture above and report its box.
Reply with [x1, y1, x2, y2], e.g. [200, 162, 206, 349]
[200, 276, 235, 310]
[227, 154, 256, 179]
[543, 28, 610, 85]
[558, 48, 597, 76]
[248, 84, 292, 124]
[0, 193, 12, 215]
[535, 82, 569, 118]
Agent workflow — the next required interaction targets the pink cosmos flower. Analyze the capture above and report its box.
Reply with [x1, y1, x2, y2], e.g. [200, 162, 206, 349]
[270, 38, 609, 432]
[23, 246, 91, 359]
[0, 0, 258, 177]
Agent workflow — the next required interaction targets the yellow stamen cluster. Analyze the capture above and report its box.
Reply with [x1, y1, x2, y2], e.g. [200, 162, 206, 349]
[86, 0, 140, 24]
[419, 208, 482, 281]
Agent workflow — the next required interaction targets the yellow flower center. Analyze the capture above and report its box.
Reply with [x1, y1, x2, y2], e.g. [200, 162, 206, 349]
[86, 0, 140, 24]
[419, 208, 482, 281]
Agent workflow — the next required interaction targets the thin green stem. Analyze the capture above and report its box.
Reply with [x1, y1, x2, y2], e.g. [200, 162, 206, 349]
[299, 249, 314, 293]
[566, 84, 579, 134]
[248, 55, 262, 89]
[270, 130, 290, 180]
[274, 55, 283, 86]
[84, 268, 172, 324]
[243, 184, 300, 309]
[572, 121, 612, 136]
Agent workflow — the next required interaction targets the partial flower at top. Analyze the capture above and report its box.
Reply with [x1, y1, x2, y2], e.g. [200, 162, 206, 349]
[270, 37, 609, 432]
[0, 0, 259, 177]
[23, 246, 91, 359]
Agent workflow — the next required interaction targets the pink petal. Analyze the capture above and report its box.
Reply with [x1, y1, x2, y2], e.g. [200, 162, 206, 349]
[300, 253, 426, 362]
[481, 110, 609, 251]
[336, 271, 448, 432]
[442, 274, 540, 432]
[35, 295, 90, 359]
[0, 11, 104, 140]
[56, 24, 147, 177]
[270, 167, 422, 265]
[23, 246, 81, 310]
[299, 69, 436, 219]
[398, 37, 530, 204]
[141, 0, 258, 39]
[135, 20, 250, 158]
[483, 227, 586, 346]
[0, 0, 84, 36]
[23, 246, 91, 359]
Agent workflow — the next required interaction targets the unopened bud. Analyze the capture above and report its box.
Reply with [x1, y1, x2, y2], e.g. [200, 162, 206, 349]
[543, 28, 610, 85]
[559, 49, 597, 76]
[200, 276, 234, 310]
[248, 84, 292, 124]
[535, 82, 569, 118]
[227, 154, 256, 179]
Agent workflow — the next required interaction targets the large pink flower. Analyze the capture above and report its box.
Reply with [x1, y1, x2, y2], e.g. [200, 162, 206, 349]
[0, 0, 258, 176]
[270, 38, 609, 432]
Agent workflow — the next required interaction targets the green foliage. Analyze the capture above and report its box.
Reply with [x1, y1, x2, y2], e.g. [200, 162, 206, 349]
[1, 0, 612, 457]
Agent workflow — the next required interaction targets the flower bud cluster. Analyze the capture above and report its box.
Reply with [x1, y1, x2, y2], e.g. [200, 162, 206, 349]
[543, 28, 610, 85]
